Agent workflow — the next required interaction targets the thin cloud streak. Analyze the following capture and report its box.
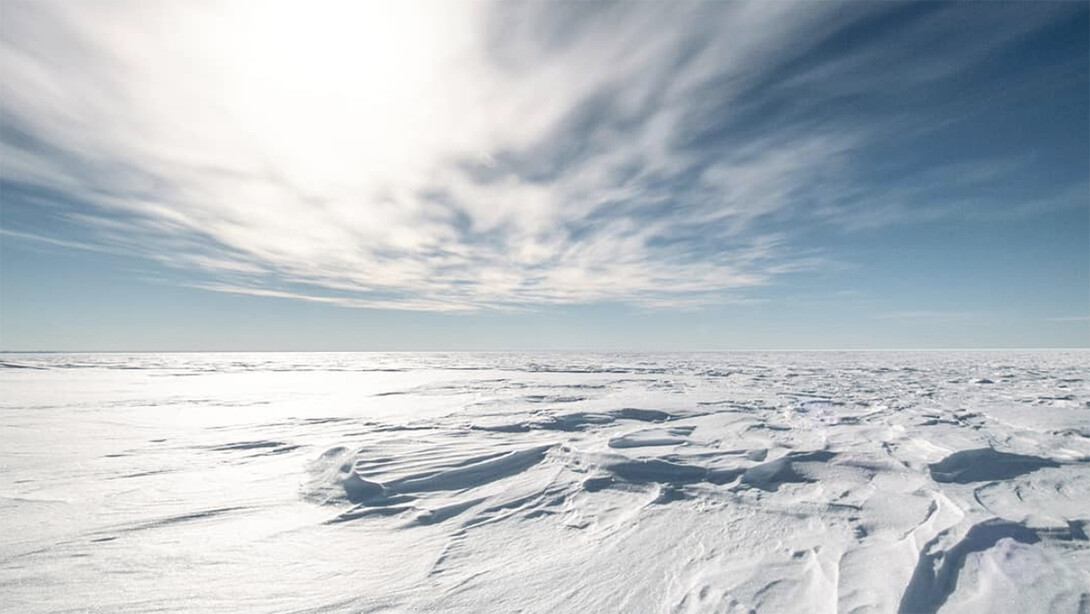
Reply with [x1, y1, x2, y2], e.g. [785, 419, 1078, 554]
[1046, 315, 1090, 323]
[874, 311, 981, 321]
[0, 228, 118, 254]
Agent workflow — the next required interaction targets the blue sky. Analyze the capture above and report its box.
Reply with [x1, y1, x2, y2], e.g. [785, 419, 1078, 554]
[1, 0, 1087, 350]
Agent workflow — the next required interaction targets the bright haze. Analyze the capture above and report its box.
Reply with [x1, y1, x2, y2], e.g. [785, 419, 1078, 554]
[1, 0, 1087, 350]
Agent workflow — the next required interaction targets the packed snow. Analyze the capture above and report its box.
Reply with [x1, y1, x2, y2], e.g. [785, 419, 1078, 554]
[1, 351, 1088, 613]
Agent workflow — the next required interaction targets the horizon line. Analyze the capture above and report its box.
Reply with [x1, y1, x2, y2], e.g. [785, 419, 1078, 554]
[2, 347, 1087, 354]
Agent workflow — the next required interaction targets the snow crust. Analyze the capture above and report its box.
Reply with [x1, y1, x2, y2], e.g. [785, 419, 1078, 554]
[1, 351, 1088, 613]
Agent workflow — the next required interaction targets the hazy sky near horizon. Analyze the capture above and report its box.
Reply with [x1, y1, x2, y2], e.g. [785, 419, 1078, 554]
[1, 0, 1087, 350]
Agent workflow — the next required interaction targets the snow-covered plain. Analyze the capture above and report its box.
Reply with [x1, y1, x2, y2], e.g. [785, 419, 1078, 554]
[1, 351, 1088, 613]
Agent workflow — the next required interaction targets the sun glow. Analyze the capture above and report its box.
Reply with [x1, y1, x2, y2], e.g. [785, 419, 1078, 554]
[191, 0, 482, 192]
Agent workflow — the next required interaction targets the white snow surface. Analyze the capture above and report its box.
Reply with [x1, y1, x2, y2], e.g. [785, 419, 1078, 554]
[1, 351, 1088, 613]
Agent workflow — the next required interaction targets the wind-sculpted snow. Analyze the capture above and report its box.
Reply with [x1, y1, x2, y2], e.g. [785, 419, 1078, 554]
[928, 448, 1061, 484]
[1, 351, 1088, 613]
[897, 518, 1086, 614]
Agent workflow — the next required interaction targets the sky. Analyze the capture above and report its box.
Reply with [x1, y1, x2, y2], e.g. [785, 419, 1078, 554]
[1, 0, 1087, 351]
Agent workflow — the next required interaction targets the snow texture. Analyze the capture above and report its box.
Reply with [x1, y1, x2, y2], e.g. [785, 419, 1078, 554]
[1, 351, 1088, 613]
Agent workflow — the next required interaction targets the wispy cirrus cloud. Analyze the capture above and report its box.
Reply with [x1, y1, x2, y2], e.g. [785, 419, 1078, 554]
[874, 311, 981, 321]
[1, 1, 1082, 311]
[1046, 315, 1090, 323]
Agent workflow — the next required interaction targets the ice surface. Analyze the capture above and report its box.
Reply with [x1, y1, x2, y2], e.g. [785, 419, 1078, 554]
[1, 351, 1088, 613]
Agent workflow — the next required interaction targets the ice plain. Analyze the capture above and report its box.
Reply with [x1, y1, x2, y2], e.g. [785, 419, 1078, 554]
[1, 351, 1088, 613]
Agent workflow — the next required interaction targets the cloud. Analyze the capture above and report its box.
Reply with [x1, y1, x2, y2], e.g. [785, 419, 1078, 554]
[190, 282, 477, 312]
[874, 311, 980, 321]
[0, 228, 117, 254]
[1046, 315, 1090, 323]
[1, 1, 1082, 311]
